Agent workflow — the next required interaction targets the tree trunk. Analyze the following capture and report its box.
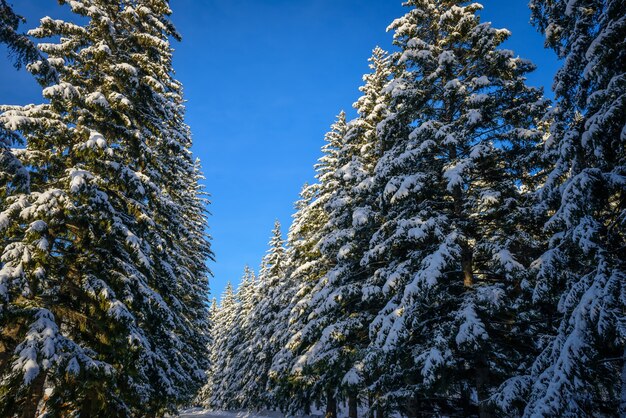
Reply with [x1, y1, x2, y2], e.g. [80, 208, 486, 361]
[460, 382, 473, 417]
[476, 352, 493, 418]
[450, 180, 473, 288]
[375, 405, 384, 418]
[21, 371, 46, 418]
[461, 245, 473, 287]
[448, 137, 473, 289]
[348, 394, 358, 418]
[325, 388, 337, 418]
[406, 395, 419, 418]
[619, 347, 626, 417]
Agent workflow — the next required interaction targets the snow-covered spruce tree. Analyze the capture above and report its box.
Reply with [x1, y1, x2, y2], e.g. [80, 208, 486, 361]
[269, 182, 329, 414]
[203, 282, 239, 409]
[361, 1, 546, 416]
[268, 114, 348, 416]
[233, 221, 287, 410]
[278, 49, 392, 418]
[494, 0, 626, 416]
[221, 266, 260, 410]
[0, 1, 211, 415]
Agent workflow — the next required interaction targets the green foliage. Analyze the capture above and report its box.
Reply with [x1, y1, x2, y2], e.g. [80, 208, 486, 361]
[0, 1, 211, 416]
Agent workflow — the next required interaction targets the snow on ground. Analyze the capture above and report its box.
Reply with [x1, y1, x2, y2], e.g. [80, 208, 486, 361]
[178, 407, 386, 418]
[177, 409, 304, 418]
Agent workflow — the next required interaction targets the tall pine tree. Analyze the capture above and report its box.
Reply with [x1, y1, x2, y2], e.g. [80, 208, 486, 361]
[202, 282, 238, 409]
[0, 1, 211, 415]
[281, 49, 392, 418]
[241, 221, 287, 409]
[224, 266, 259, 409]
[269, 182, 329, 414]
[362, 1, 546, 415]
[496, 0, 626, 415]
[269, 114, 348, 416]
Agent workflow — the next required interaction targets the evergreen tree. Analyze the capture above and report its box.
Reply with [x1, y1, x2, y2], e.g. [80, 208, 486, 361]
[224, 266, 259, 409]
[269, 182, 328, 414]
[269, 114, 348, 415]
[361, 1, 546, 415]
[238, 221, 287, 410]
[0, 1, 211, 415]
[495, 0, 626, 416]
[278, 49, 392, 418]
[203, 282, 238, 409]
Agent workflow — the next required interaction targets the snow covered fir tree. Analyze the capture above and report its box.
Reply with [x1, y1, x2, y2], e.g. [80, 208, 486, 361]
[0, 0, 211, 416]
[494, 0, 626, 415]
[1, 0, 624, 417]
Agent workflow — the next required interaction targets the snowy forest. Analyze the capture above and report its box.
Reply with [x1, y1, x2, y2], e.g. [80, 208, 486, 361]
[0, 0, 624, 417]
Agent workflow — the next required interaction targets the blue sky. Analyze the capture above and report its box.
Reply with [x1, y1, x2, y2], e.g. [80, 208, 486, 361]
[0, 1, 559, 300]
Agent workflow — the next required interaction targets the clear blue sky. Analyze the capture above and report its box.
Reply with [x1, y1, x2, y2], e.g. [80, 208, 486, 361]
[0, 1, 559, 300]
